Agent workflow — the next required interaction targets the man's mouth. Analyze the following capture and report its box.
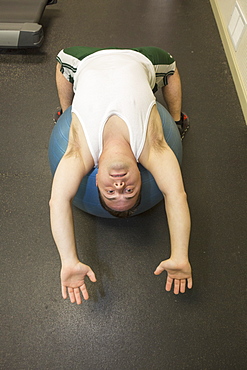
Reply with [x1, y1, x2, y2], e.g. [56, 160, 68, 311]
[110, 173, 127, 178]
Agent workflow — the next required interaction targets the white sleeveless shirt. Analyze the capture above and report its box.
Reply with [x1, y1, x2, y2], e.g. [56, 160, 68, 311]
[71, 49, 156, 166]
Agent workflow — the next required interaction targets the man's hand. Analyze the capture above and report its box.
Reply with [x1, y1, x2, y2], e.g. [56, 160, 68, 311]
[154, 258, 192, 294]
[61, 262, 97, 304]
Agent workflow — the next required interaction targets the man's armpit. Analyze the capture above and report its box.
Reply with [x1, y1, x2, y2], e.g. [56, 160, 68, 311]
[64, 121, 82, 159]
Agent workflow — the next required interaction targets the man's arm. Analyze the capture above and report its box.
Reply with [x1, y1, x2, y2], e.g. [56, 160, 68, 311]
[140, 122, 192, 293]
[49, 120, 96, 304]
[153, 149, 192, 294]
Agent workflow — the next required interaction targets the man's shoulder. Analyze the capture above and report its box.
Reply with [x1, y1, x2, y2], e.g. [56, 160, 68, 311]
[63, 46, 104, 61]
[133, 47, 174, 65]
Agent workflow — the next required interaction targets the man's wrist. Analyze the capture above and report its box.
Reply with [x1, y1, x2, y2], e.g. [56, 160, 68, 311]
[61, 254, 79, 266]
[170, 254, 189, 265]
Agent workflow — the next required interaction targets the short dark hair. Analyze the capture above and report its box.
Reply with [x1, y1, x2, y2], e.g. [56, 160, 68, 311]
[97, 188, 141, 218]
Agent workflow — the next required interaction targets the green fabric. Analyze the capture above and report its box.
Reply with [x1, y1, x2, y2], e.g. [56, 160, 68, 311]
[63, 46, 174, 65]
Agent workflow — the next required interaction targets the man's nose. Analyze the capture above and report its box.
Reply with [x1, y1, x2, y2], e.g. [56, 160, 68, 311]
[114, 180, 125, 188]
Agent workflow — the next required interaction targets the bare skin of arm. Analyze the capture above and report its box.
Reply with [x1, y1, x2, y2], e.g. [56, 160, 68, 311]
[140, 106, 192, 294]
[49, 116, 96, 304]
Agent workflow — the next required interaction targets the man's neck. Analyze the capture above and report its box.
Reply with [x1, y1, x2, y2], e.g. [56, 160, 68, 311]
[99, 115, 136, 166]
[103, 115, 130, 146]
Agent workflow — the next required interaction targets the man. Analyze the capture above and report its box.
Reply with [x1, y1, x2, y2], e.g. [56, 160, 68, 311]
[50, 46, 192, 305]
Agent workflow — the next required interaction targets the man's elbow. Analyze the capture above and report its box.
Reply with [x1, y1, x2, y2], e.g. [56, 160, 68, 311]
[49, 193, 72, 210]
[180, 190, 188, 202]
[49, 195, 57, 211]
[49, 196, 54, 209]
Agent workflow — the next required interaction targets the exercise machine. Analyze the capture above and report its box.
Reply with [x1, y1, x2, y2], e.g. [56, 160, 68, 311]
[0, 0, 57, 48]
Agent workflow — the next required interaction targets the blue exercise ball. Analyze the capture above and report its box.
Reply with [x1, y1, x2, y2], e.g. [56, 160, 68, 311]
[48, 102, 182, 218]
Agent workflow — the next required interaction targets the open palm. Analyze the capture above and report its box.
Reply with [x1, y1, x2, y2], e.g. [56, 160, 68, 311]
[154, 258, 192, 294]
[61, 262, 96, 304]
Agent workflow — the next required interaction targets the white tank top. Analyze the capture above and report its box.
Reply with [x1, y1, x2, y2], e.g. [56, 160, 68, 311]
[72, 49, 156, 166]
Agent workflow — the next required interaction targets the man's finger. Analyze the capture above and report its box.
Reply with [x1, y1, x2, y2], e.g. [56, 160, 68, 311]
[68, 287, 76, 303]
[154, 264, 164, 275]
[74, 287, 82, 305]
[187, 277, 193, 289]
[62, 285, 67, 299]
[165, 276, 173, 291]
[80, 284, 89, 300]
[173, 279, 180, 295]
[180, 279, 186, 293]
[87, 269, 97, 282]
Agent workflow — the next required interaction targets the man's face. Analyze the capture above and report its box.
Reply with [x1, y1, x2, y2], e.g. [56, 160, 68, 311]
[96, 161, 141, 211]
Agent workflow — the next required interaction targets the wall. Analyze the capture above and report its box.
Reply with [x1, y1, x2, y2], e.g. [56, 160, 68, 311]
[210, 0, 247, 123]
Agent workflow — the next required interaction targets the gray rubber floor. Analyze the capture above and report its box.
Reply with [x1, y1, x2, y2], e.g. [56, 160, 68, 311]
[1, 1, 247, 369]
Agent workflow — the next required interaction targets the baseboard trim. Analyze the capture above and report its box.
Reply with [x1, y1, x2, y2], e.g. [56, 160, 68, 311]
[210, 0, 247, 124]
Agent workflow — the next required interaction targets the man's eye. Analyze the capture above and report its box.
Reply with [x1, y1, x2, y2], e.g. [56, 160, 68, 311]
[107, 190, 114, 194]
[125, 188, 133, 193]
